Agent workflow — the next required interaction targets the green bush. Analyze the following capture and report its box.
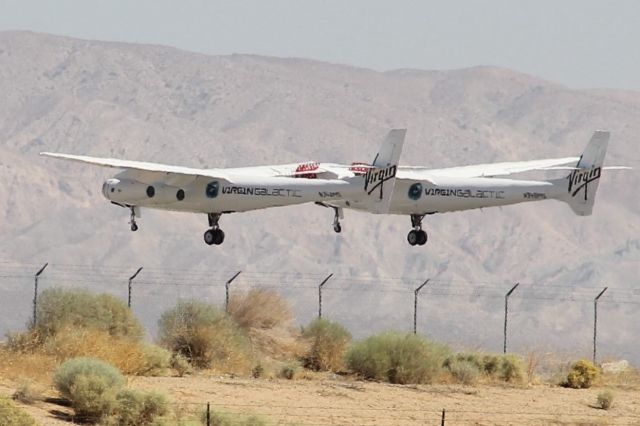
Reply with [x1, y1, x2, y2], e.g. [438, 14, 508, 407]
[301, 319, 351, 372]
[201, 409, 268, 426]
[444, 353, 524, 383]
[499, 355, 524, 383]
[158, 300, 250, 369]
[108, 389, 169, 425]
[564, 359, 600, 389]
[53, 357, 124, 421]
[346, 332, 450, 384]
[597, 390, 614, 410]
[0, 397, 37, 426]
[139, 344, 172, 376]
[35, 288, 143, 340]
[447, 359, 481, 385]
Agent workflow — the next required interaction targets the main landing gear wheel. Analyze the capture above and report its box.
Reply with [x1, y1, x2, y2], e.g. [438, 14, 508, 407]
[204, 228, 225, 245]
[407, 229, 427, 246]
[204, 213, 225, 246]
[407, 214, 427, 246]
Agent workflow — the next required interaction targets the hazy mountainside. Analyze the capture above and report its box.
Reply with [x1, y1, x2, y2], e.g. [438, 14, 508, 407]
[0, 31, 638, 360]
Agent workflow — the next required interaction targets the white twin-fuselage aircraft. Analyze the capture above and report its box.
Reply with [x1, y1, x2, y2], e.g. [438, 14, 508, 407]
[41, 129, 626, 246]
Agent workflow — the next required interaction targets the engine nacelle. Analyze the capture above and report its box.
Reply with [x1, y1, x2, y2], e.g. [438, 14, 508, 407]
[102, 179, 185, 205]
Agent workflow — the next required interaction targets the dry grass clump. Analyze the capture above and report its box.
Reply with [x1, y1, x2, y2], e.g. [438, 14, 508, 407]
[597, 390, 614, 410]
[158, 300, 252, 372]
[201, 409, 269, 426]
[563, 359, 600, 389]
[0, 396, 37, 426]
[0, 348, 58, 384]
[301, 318, 351, 372]
[12, 381, 43, 405]
[346, 332, 450, 384]
[228, 288, 292, 330]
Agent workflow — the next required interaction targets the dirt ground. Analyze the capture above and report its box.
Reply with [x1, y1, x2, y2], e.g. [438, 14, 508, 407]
[4, 376, 639, 425]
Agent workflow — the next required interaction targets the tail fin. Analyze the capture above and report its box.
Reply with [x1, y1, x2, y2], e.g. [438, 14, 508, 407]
[562, 130, 609, 216]
[363, 129, 406, 213]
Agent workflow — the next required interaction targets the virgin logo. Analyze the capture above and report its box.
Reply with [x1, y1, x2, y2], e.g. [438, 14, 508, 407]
[364, 165, 397, 199]
[568, 167, 601, 200]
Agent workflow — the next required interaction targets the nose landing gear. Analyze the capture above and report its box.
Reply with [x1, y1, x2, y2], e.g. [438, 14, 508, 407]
[332, 206, 343, 233]
[129, 206, 139, 232]
[204, 213, 225, 245]
[407, 214, 427, 246]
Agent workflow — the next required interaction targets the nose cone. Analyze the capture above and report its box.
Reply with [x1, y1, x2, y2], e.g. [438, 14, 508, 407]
[102, 178, 120, 200]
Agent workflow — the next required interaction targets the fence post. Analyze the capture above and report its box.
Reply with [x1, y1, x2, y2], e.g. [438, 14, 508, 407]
[128, 267, 143, 309]
[593, 286, 608, 364]
[206, 402, 211, 426]
[32, 263, 49, 328]
[318, 273, 333, 319]
[413, 279, 431, 334]
[503, 283, 519, 354]
[225, 271, 242, 312]
[441, 408, 445, 426]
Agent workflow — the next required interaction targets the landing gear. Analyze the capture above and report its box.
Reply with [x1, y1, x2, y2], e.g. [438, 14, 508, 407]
[204, 213, 225, 245]
[407, 214, 427, 246]
[129, 207, 139, 232]
[332, 207, 342, 233]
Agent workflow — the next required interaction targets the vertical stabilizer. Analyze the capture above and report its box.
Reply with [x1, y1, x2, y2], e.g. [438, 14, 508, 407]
[562, 130, 609, 216]
[363, 129, 406, 213]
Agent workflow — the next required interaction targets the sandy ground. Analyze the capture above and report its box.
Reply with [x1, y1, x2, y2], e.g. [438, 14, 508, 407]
[2, 376, 639, 425]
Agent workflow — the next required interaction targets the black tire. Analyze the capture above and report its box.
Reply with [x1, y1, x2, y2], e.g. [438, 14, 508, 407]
[333, 223, 342, 233]
[417, 230, 428, 246]
[131, 223, 138, 232]
[407, 230, 418, 246]
[204, 229, 215, 245]
[212, 229, 225, 245]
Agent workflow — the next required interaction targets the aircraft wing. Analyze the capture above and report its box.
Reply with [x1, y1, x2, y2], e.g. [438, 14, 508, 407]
[40, 152, 234, 185]
[397, 156, 580, 181]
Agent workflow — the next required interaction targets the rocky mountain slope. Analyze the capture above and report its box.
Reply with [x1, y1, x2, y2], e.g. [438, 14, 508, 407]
[0, 31, 638, 361]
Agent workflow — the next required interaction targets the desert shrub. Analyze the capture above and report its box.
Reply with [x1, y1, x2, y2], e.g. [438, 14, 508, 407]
[447, 359, 481, 385]
[0, 397, 37, 426]
[35, 288, 143, 340]
[278, 363, 298, 380]
[301, 318, 351, 372]
[499, 355, 525, 383]
[597, 390, 614, 410]
[563, 359, 600, 389]
[53, 357, 124, 421]
[443, 352, 523, 383]
[139, 344, 172, 376]
[12, 381, 41, 404]
[201, 409, 268, 426]
[106, 389, 169, 425]
[482, 354, 500, 375]
[158, 300, 251, 369]
[252, 363, 265, 378]
[346, 332, 450, 384]
[171, 353, 192, 377]
[228, 288, 292, 330]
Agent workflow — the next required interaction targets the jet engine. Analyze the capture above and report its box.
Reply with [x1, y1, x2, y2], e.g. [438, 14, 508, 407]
[102, 179, 185, 205]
